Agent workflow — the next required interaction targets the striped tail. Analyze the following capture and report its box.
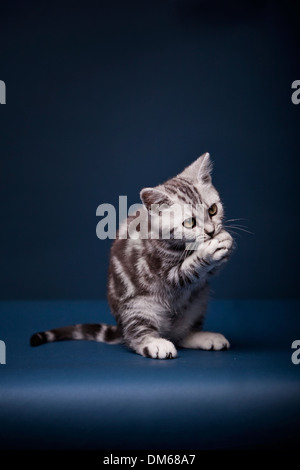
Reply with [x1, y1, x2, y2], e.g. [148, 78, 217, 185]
[30, 323, 122, 347]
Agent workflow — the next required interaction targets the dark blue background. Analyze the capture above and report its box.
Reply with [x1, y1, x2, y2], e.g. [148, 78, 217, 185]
[1, 0, 299, 300]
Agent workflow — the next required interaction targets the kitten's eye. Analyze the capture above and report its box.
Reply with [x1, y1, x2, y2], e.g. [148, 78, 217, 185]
[208, 204, 218, 217]
[182, 217, 196, 229]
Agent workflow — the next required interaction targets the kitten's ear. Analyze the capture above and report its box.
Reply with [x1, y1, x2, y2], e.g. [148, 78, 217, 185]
[198, 152, 213, 184]
[179, 152, 213, 185]
[140, 187, 172, 211]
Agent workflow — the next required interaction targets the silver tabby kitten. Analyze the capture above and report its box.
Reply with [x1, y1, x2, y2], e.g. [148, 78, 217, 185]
[31, 153, 234, 359]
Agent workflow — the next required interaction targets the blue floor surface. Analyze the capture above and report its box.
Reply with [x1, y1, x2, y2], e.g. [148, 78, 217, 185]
[0, 300, 299, 449]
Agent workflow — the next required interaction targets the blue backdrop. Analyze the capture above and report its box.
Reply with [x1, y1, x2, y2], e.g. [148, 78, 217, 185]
[1, 0, 299, 300]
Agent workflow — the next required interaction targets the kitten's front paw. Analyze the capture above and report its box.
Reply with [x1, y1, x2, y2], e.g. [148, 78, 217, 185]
[141, 338, 177, 359]
[205, 231, 233, 263]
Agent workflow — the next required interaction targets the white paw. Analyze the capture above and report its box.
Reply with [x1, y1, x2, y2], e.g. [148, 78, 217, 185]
[198, 332, 230, 350]
[180, 331, 230, 351]
[141, 338, 178, 359]
[204, 231, 233, 263]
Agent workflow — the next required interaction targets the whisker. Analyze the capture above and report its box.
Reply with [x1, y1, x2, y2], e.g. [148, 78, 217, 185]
[227, 224, 251, 230]
[225, 228, 242, 239]
[226, 223, 249, 228]
[223, 224, 254, 235]
[225, 224, 252, 231]
[225, 218, 248, 223]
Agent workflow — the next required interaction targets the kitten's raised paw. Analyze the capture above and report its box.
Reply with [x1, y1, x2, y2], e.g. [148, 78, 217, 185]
[141, 338, 177, 359]
[205, 232, 233, 263]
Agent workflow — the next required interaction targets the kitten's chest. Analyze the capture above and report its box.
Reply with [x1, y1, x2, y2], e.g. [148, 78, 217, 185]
[157, 280, 206, 318]
[161, 285, 209, 341]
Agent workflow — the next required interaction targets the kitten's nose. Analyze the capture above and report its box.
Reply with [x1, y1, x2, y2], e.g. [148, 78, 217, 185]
[205, 228, 215, 238]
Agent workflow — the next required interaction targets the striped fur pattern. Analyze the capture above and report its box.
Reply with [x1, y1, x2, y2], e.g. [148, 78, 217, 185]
[31, 153, 233, 359]
[30, 324, 121, 347]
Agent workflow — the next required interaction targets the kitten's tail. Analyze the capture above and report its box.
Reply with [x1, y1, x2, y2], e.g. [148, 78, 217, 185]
[30, 323, 122, 347]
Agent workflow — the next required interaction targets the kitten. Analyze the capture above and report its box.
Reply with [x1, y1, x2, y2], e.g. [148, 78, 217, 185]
[31, 152, 234, 359]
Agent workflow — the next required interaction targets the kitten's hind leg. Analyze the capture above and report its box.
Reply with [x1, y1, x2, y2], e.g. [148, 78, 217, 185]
[121, 298, 177, 359]
[179, 331, 230, 351]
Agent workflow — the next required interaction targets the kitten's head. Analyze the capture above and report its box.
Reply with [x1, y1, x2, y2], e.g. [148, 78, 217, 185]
[140, 152, 224, 246]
